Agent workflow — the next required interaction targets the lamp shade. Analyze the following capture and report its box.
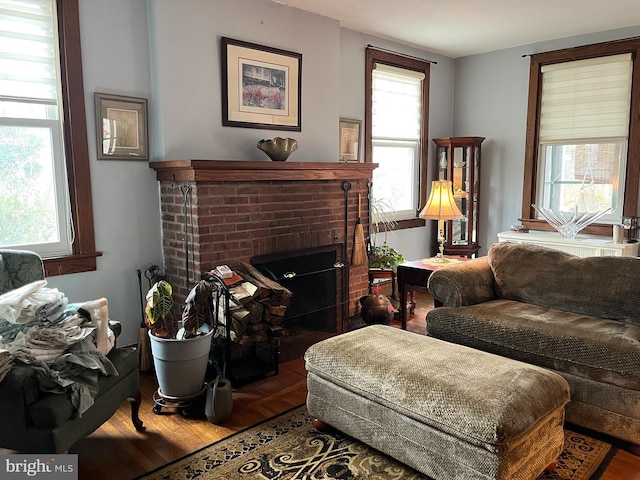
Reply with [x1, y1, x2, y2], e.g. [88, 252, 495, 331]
[419, 180, 465, 221]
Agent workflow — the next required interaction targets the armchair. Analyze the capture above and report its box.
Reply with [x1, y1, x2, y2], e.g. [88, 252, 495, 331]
[0, 249, 144, 453]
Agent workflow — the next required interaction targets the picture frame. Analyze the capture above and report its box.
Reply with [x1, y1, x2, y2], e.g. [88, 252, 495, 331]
[339, 118, 362, 162]
[94, 93, 148, 160]
[221, 37, 302, 131]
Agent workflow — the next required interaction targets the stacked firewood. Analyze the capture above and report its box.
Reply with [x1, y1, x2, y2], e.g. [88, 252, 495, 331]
[213, 262, 292, 346]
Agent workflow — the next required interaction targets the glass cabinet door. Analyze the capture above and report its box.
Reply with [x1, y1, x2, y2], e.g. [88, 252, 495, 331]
[451, 146, 470, 247]
[433, 137, 484, 257]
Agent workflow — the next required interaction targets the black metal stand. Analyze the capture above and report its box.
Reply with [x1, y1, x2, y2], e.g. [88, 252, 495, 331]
[151, 385, 207, 416]
[227, 339, 280, 387]
[204, 272, 280, 388]
[206, 273, 232, 378]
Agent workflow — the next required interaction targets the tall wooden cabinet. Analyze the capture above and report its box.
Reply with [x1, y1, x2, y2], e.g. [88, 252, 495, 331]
[433, 136, 485, 258]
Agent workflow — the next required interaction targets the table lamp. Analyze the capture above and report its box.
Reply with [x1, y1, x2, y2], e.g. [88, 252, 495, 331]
[419, 180, 465, 262]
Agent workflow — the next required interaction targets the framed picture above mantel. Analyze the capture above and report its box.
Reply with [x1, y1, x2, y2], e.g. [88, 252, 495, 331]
[221, 37, 302, 131]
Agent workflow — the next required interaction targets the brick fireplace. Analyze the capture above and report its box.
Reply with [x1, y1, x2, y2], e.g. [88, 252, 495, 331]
[150, 160, 376, 327]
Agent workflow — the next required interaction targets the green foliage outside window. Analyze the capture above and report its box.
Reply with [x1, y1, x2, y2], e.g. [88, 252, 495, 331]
[0, 126, 58, 246]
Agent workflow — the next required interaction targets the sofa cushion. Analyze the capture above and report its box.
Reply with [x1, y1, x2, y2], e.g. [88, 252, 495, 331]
[29, 390, 75, 429]
[488, 242, 640, 327]
[426, 299, 640, 390]
[28, 345, 138, 428]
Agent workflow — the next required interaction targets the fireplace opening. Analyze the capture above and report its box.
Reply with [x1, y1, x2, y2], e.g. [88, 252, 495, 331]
[251, 244, 345, 361]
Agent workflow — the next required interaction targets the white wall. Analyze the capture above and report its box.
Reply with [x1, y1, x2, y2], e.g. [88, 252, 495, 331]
[454, 25, 640, 255]
[45, 0, 162, 346]
[147, 0, 340, 161]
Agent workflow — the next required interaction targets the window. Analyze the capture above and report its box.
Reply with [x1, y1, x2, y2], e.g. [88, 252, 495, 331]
[365, 48, 430, 230]
[0, 0, 97, 275]
[521, 39, 640, 235]
[0, 0, 70, 256]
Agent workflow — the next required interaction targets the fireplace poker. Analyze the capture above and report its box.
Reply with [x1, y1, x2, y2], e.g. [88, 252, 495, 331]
[181, 184, 192, 287]
[342, 181, 351, 328]
[366, 179, 373, 254]
[137, 269, 153, 372]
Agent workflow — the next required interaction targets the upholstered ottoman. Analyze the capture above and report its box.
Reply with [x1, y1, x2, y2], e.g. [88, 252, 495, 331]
[305, 325, 570, 480]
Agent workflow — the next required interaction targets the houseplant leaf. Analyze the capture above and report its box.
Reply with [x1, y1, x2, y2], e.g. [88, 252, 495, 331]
[145, 280, 177, 338]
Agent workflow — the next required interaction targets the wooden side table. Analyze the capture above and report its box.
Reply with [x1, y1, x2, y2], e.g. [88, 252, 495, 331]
[396, 257, 469, 329]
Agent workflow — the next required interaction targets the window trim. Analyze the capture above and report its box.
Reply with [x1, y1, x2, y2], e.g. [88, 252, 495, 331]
[365, 47, 430, 230]
[521, 38, 640, 236]
[42, 0, 100, 276]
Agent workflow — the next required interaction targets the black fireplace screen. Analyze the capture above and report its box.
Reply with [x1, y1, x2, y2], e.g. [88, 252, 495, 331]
[250, 244, 345, 336]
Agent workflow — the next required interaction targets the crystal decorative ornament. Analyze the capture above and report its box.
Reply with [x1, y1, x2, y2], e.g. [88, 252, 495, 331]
[532, 204, 610, 240]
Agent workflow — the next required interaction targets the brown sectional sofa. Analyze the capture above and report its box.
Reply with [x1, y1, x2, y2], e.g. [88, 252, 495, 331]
[426, 242, 640, 452]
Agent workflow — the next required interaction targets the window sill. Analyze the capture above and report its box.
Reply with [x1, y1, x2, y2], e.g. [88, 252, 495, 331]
[519, 219, 612, 236]
[43, 252, 102, 277]
[395, 218, 426, 230]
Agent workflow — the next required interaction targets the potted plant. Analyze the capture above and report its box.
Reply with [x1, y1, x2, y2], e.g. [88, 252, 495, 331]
[368, 242, 405, 272]
[368, 197, 404, 271]
[145, 279, 216, 399]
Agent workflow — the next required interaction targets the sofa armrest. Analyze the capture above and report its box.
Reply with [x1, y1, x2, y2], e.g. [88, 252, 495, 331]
[427, 257, 495, 307]
[109, 320, 121, 338]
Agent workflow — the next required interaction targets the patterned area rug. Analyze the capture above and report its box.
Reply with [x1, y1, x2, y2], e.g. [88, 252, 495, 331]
[139, 405, 617, 480]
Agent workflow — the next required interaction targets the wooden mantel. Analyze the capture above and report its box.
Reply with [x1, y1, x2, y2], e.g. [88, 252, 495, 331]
[149, 160, 378, 182]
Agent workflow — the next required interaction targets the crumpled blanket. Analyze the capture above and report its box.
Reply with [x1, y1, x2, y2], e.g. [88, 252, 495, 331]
[9, 311, 93, 363]
[0, 280, 68, 342]
[13, 339, 118, 415]
[0, 282, 118, 416]
[0, 280, 66, 325]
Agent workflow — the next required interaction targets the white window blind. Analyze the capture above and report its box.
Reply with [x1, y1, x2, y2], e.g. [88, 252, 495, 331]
[539, 54, 632, 142]
[371, 62, 425, 221]
[0, 0, 58, 103]
[372, 63, 424, 141]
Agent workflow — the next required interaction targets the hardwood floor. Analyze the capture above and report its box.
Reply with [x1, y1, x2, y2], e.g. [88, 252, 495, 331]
[71, 359, 308, 479]
[10, 292, 640, 479]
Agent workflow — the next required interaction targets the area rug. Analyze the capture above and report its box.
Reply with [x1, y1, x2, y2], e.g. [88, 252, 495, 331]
[138, 405, 617, 480]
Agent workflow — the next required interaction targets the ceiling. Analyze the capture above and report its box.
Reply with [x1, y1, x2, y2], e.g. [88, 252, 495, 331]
[272, 0, 640, 58]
